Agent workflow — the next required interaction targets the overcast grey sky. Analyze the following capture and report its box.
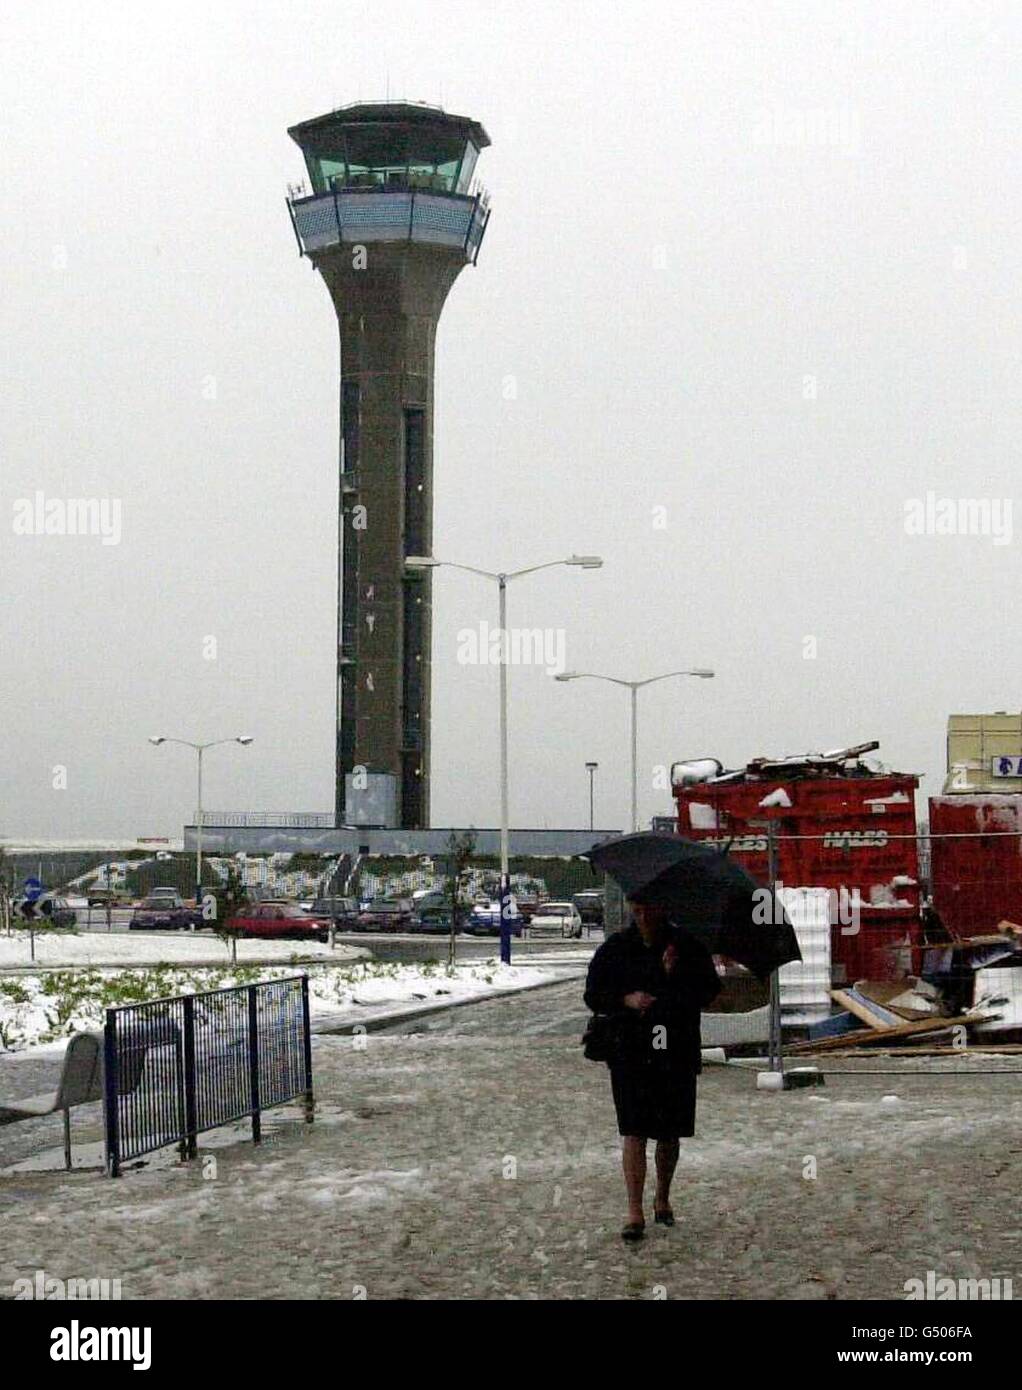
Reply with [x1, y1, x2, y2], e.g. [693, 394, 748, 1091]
[2, 0, 1020, 840]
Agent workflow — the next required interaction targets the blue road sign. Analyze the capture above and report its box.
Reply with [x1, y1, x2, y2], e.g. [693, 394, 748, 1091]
[23, 877, 43, 903]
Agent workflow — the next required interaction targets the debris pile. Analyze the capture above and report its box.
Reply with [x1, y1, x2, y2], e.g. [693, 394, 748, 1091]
[790, 919, 1022, 1055]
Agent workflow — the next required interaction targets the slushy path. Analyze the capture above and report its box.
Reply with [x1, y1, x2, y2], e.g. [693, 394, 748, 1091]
[3, 979, 1021, 1300]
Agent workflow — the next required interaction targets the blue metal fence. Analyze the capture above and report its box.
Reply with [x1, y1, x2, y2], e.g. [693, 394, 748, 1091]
[103, 976, 313, 1177]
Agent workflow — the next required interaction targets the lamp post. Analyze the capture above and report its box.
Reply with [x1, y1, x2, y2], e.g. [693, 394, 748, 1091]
[148, 736, 253, 908]
[585, 761, 598, 831]
[406, 553, 603, 962]
[555, 670, 714, 832]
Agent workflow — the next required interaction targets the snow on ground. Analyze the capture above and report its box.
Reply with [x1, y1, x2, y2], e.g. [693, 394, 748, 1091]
[0, 958, 555, 1053]
[0, 928, 364, 970]
[5, 982, 1022, 1300]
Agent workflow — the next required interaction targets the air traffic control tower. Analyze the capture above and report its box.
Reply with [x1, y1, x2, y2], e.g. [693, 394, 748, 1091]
[286, 103, 491, 830]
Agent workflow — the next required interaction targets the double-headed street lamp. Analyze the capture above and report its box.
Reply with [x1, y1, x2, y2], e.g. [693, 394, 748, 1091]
[406, 554, 603, 961]
[148, 736, 254, 906]
[555, 670, 714, 832]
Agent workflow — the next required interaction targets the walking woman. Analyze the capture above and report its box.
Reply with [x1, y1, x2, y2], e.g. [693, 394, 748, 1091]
[584, 889, 721, 1242]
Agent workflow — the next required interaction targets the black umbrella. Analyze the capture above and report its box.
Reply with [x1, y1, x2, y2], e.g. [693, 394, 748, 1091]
[587, 831, 801, 981]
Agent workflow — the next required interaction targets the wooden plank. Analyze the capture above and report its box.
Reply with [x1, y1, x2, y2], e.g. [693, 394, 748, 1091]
[788, 1012, 997, 1054]
[830, 988, 896, 1030]
[810, 1043, 1022, 1058]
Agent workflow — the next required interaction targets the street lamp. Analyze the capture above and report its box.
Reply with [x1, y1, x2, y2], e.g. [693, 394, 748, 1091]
[554, 670, 714, 832]
[148, 736, 254, 907]
[585, 761, 599, 831]
[406, 553, 603, 962]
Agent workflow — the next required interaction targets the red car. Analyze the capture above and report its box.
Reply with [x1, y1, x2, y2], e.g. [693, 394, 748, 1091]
[226, 902, 331, 942]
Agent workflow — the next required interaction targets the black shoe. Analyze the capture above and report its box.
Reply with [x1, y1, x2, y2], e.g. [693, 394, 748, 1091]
[654, 1208, 675, 1227]
[621, 1221, 646, 1243]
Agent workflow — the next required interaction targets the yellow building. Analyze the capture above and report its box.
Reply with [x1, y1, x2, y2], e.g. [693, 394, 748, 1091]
[944, 713, 1022, 793]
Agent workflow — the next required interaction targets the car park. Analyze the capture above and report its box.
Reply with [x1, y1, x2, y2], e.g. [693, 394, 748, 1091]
[527, 901, 584, 939]
[225, 902, 332, 942]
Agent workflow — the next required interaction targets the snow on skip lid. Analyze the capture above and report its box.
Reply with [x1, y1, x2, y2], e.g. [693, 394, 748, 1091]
[868, 884, 915, 908]
[758, 788, 793, 809]
[863, 792, 910, 806]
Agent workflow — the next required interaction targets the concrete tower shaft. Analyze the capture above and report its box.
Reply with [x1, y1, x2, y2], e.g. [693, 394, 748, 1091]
[286, 103, 491, 830]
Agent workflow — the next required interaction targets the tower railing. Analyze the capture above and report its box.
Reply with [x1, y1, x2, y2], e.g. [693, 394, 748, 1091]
[199, 812, 335, 828]
[286, 183, 491, 261]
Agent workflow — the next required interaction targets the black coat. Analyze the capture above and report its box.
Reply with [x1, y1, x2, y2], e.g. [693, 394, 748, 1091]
[584, 924, 721, 1073]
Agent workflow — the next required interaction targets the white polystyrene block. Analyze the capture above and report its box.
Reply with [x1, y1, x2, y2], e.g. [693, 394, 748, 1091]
[757, 1071, 785, 1090]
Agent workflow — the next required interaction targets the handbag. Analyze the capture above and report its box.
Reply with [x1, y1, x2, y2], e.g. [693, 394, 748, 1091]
[581, 1011, 630, 1063]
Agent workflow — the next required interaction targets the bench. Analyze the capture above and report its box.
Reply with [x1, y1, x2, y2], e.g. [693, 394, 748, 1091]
[0, 1031, 145, 1169]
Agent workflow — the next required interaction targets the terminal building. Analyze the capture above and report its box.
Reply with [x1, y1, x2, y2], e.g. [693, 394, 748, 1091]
[942, 712, 1022, 793]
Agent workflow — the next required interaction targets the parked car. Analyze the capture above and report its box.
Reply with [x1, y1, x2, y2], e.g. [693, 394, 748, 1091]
[225, 902, 332, 942]
[309, 895, 360, 927]
[32, 895, 77, 929]
[412, 906, 457, 934]
[130, 895, 201, 931]
[86, 886, 129, 908]
[466, 899, 525, 937]
[411, 888, 449, 913]
[572, 890, 605, 930]
[355, 898, 416, 932]
[527, 901, 584, 939]
[148, 888, 185, 906]
[515, 893, 542, 923]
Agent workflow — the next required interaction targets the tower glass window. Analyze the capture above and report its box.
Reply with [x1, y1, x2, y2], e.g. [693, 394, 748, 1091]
[456, 142, 479, 192]
[298, 119, 477, 195]
[403, 408, 426, 557]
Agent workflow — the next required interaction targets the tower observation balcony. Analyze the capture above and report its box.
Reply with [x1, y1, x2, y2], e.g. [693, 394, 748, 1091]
[286, 102, 491, 261]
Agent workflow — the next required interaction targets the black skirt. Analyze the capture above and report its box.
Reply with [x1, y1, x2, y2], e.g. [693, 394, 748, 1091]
[609, 1058, 697, 1140]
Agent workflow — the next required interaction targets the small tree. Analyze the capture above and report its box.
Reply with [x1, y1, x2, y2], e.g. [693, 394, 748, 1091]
[213, 863, 249, 966]
[0, 850, 11, 937]
[445, 829, 477, 966]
